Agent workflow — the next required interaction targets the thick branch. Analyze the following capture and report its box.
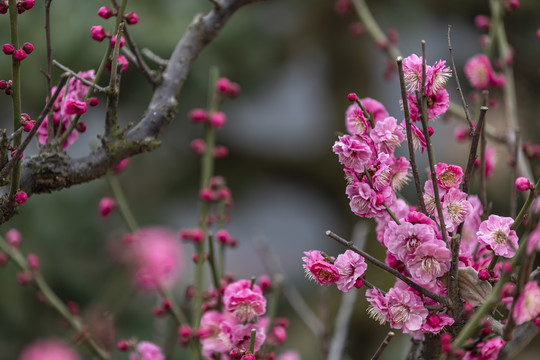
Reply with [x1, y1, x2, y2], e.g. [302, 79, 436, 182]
[0, 0, 267, 224]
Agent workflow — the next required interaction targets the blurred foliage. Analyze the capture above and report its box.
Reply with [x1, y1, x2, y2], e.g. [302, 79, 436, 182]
[1, 0, 540, 359]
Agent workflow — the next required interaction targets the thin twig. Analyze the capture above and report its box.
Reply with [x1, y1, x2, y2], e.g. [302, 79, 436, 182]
[447, 25, 473, 132]
[52, 60, 107, 93]
[141, 48, 168, 67]
[370, 331, 395, 360]
[396, 57, 426, 214]
[509, 129, 520, 218]
[326, 230, 448, 305]
[462, 106, 488, 195]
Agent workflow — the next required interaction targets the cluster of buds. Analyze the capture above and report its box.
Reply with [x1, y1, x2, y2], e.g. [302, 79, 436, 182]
[215, 229, 238, 247]
[188, 108, 228, 128]
[0, 79, 12, 95]
[97, 6, 139, 25]
[0, 0, 35, 14]
[189, 137, 229, 159]
[216, 77, 241, 98]
[2, 42, 33, 61]
[91, 6, 137, 73]
[199, 176, 233, 205]
[20, 113, 35, 132]
[152, 298, 171, 317]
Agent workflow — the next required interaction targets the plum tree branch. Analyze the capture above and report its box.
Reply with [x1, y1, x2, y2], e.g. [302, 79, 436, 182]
[0, 0, 268, 224]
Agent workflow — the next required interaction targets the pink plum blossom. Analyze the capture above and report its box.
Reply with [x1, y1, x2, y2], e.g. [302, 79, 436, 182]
[366, 288, 388, 324]
[402, 54, 451, 96]
[477, 215, 519, 258]
[370, 116, 405, 154]
[127, 227, 184, 291]
[219, 321, 266, 355]
[302, 250, 339, 285]
[403, 121, 426, 154]
[346, 180, 395, 218]
[513, 281, 540, 325]
[332, 134, 373, 172]
[360, 97, 389, 124]
[479, 337, 506, 360]
[464, 54, 505, 90]
[223, 279, 267, 321]
[421, 312, 454, 334]
[389, 156, 410, 191]
[435, 163, 463, 189]
[384, 221, 437, 262]
[19, 338, 81, 360]
[441, 188, 473, 232]
[277, 351, 301, 360]
[334, 250, 367, 292]
[345, 103, 369, 136]
[199, 311, 236, 358]
[129, 341, 165, 360]
[527, 223, 540, 255]
[406, 240, 451, 284]
[386, 286, 428, 334]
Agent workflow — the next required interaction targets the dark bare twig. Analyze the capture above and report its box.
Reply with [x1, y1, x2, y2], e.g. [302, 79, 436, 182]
[447, 25, 473, 132]
[326, 230, 448, 305]
[370, 331, 395, 360]
[462, 106, 488, 195]
[52, 60, 107, 93]
[396, 57, 426, 214]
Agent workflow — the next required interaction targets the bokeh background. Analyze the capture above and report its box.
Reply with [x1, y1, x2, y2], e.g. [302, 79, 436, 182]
[1, 0, 540, 359]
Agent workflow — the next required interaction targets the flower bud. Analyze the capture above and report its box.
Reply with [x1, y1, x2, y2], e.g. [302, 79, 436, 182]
[22, 42, 33, 54]
[111, 35, 125, 49]
[97, 6, 114, 19]
[6, 229, 21, 247]
[76, 122, 87, 133]
[27, 253, 39, 270]
[99, 197, 116, 218]
[14, 191, 27, 204]
[188, 108, 207, 123]
[515, 177, 532, 191]
[88, 97, 99, 106]
[90, 25, 107, 42]
[13, 49, 26, 61]
[190, 138, 206, 155]
[2, 43, 14, 55]
[209, 111, 226, 128]
[124, 11, 139, 25]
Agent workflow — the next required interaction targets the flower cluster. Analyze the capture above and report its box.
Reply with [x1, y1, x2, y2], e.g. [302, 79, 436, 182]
[195, 279, 269, 359]
[37, 70, 96, 149]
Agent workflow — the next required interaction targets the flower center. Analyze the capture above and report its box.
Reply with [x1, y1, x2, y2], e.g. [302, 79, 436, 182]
[390, 304, 410, 323]
[494, 230, 507, 244]
[422, 256, 441, 275]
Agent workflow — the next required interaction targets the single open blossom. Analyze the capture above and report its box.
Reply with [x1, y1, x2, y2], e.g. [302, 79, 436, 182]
[386, 286, 429, 333]
[370, 116, 405, 154]
[219, 321, 266, 355]
[464, 54, 505, 90]
[406, 240, 451, 284]
[129, 341, 165, 360]
[332, 134, 373, 172]
[19, 338, 81, 360]
[346, 180, 395, 218]
[513, 281, 540, 325]
[477, 215, 519, 258]
[478, 337, 506, 360]
[345, 103, 369, 136]
[421, 312, 454, 334]
[402, 54, 451, 96]
[390, 156, 410, 191]
[441, 187, 473, 232]
[366, 288, 388, 324]
[223, 279, 267, 321]
[334, 250, 367, 292]
[435, 163, 463, 189]
[384, 221, 437, 263]
[199, 311, 235, 358]
[127, 227, 184, 291]
[302, 250, 339, 284]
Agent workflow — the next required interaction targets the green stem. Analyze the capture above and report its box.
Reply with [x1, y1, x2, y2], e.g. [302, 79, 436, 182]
[8, 0, 21, 199]
[249, 329, 257, 354]
[0, 238, 110, 359]
[106, 171, 138, 232]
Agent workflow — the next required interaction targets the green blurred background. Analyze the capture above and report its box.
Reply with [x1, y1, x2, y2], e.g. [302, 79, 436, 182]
[1, 0, 540, 359]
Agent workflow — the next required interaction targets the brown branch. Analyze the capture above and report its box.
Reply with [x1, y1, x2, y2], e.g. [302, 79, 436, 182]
[326, 230, 449, 305]
[370, 331, 395, 360]
[447, 25, 473, 132]
[0, 0, 268, 223]
[396, 57, 426, 214]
